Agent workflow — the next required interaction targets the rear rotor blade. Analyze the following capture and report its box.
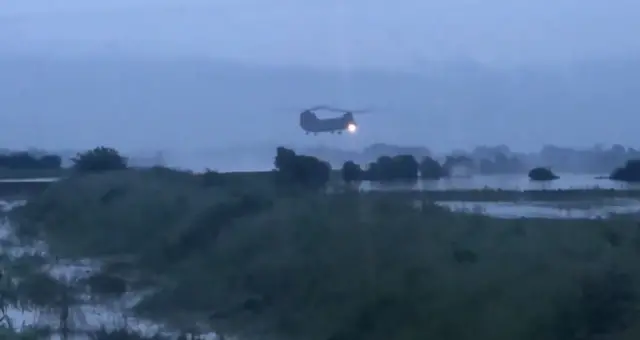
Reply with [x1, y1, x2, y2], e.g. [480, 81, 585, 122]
[318, 106, 372, 114]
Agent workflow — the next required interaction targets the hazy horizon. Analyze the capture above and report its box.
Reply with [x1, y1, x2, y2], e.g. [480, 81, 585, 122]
[2, 0, 640, 152]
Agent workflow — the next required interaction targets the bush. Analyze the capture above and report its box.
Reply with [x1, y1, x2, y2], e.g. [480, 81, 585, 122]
[528, 167, 559, 181]
[365, 155, 419, 181]
[341, 161, 363, 183]
[0, 152, 62, 170]
[611, 160, 640, 182]
[72, 147, 128, 173]
[274, 147, 331, 189]
[419, 156, 446, 179]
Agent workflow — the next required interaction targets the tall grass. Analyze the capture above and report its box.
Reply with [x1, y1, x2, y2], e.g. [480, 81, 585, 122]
[10, 168, 640, 339]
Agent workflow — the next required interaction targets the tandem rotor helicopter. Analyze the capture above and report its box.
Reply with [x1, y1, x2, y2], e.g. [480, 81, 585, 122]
[298, 105, 370, 135]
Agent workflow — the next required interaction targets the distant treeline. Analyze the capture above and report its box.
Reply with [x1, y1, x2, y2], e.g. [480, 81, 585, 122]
[0, 152, 62, 170]
[271, 147, 640, 188]
[303, 143, 640, 175]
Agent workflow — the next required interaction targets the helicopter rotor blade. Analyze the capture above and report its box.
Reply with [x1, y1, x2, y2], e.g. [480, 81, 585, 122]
[307, 105, 373, 114]
[293, 105, 375, 117]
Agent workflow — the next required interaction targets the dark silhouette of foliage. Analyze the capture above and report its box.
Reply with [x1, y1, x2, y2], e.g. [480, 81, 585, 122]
[341, 161, 363, 183]
[274, 147, 331, 189]
[364, 155, 419, 182]
[274, 147, 297, 172]
[528, 167, 559, 181]
[0, 152, 62, 170]
[419, 156, 446, 179]
[72, 147, 128, 173]
[610, 159, 640, 182]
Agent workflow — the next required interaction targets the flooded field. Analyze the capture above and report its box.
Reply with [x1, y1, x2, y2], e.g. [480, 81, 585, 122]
[364, 173, 639, 191]
[2, 180, 639, 338]
[0, 177, 60, 183]
[0, 200, 215, 339]
[436, 198, 640, 219]
[0, 173, 637, 192]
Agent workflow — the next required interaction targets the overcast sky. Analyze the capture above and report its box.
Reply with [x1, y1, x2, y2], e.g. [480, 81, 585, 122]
[2, 0, 640, 152]
[4, 0, 640, 67]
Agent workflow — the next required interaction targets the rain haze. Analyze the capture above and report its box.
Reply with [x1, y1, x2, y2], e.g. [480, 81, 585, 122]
[2, 0, 640, 169]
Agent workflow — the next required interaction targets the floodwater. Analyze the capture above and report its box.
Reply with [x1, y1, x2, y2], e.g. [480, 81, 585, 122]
[0, 173, 638, 191]
[0, 177, 60, 183]
[364, 173, 640, 191]
[1, 189, 639, 338]
[436, 198, 640, 219]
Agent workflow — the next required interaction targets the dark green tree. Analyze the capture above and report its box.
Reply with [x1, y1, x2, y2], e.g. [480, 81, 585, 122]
[341, 161, 363, 183]
[72, 147, 128, 173]
[419, 156, 446, 179]
[274, 146, 297, 172]
[363, 155, 418, 182]
[274, 147, 331, 190]
[391, 155, 419, 180]
[610, 159, 640, 182]
[528, 167, 559, 181]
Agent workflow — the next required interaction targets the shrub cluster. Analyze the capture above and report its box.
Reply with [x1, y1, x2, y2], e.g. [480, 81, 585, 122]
[71, 147, 128, 173]
[340, 155, 449, 183]
[274, 147, 331, 189]
[0, 152, 61, 170]
[611, 160, 640, 182]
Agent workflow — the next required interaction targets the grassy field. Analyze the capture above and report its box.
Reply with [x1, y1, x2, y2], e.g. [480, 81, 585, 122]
[8, 167, 640, 340]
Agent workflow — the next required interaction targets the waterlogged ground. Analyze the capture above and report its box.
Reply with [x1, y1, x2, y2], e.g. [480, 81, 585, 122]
[0, 173, 637, 191]
[1, 173, 640, 338]
[364, 173, 640, 191]
[0, 200, 217, 340]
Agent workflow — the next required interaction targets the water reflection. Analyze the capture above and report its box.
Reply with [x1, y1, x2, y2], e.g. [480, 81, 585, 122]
[364, 173, 640, 191]
[436, 198, 640, 219]
[0, 200, 215, 339]
[0, 178, 60, 183]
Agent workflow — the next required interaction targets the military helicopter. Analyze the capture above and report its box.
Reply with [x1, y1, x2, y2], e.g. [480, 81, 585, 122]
[299, 105, 370, 135]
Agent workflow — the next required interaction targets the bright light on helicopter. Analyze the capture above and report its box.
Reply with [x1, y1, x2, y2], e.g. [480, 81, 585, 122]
[347, 123, 357, 133]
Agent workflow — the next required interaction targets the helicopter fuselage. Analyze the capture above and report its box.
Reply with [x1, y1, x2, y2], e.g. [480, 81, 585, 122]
[299, 111, 357, 134]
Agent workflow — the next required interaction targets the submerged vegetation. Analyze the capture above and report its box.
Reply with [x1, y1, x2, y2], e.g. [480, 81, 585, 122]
[3, 145, 640, 339]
